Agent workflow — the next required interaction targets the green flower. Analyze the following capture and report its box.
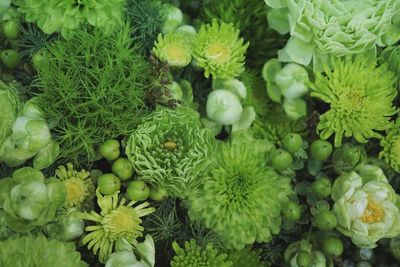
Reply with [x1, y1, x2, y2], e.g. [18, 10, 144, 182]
[55, 163, 94, 209]
[310, 55, 397, 147]
[153, 32, 193, 67]
[193, 19, 249, 79]
[332, 165, 400, 248]
[0, 81, 19, 148]
[227, 247, 265, 267]
[14, 0, 125, 39]
[266, 0, 400, 68]
[0, 234, 87, 267]
[79, 189, 155, 263]
[380, 119, 400, 173]
[126, 107, 215, 199]
[188, 134, 292, 249]
[171, 240, 233, 267]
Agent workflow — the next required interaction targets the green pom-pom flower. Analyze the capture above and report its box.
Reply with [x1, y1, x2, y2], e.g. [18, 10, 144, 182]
[380, 119, 400, 172]
[188, 135, 292, 249]
[14, 0, 125, 39]
[332, 165, 400, 248]
[126, 107, 215, 199]
[171, 240, 233, 267]
[55, 163, 94, 209]
[79, 189, 155, 263]
[193, 19, 249, 79]
[153, 33, 193, 67]
[0, 234, 87, 267]
[310, 56, 397, 147]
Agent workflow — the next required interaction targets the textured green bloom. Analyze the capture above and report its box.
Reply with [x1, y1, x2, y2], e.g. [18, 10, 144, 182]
[0, 81, 19, 149]
[193, 20, 249, 79]
[153, 32, 193, 67]
[188, 135, 292, 249]
[227, 247, 265, 267]
[171, 240, 232, 267]
[0, 234, 87, 267]
[332, 165, 400, 248]
[14, 0, 125, 39]
[55, 163, 94, 208]
[380, 119, 400, 173]
[266, 0, 400, 68]
[79, 189, 155, 263]
[126, 107, 215, 198]
[310, 56, 397, 147]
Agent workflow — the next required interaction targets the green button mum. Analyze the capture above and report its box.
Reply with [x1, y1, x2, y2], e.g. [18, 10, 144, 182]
[380, 119, 400, 172]
[310, 55, 397, 147]
[193, 20, 249, 79]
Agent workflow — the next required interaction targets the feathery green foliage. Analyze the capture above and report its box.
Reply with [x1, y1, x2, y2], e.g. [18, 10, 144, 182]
[36, 25, 153, 166]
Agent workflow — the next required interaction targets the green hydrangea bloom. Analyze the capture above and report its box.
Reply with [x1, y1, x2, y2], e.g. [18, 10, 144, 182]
[79, 189, 155, 263]
[188, 134, 292, 249]
[14, 0, 125, 39]
[266, 0, 400, 68]
[171, 240, 233, 267]
[380, 119, 400, 172]
[310, 55, 397, 147]
[0, 234, 87, 267]
[153, 32, 193, 67]
[126, 107, 215, 199]
[332, 165, 400, 248]
[193, 20, 249, 79]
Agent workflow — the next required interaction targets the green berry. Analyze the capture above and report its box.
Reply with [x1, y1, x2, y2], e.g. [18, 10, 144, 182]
[313, 210, 337, 231]
[282, 201, 302, 221]
[296, 251, 311, 267]
[2, 20, 20, 40]
[311, 177, 332, 199]
[323, 236, 343, 257]
[98, 139, 120, 161]
[127, 181, 150, 201]
[150, 186, 168, 201]
[272, 149, 293, 171]
[98, 173, 121, 195]
[1, 49, 21, 69]
[112, 158, 134, 181]
[310, 140, 333, 161]
[282, 133, 303, 154]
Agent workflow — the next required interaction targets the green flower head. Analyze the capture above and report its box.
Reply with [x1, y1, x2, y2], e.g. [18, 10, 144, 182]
[153, 32, 193, 67]
[0, 234, 87, 267]
[310, 55, 397, 147]
[380, 119, 400, 172]
[171, 240, 233, 267]
[79, 189, 155, 263]
[55, 163, 94, 208]
[193, 19, 249, 79]
[188, 134, 293, 249]
[126, 107, 215, 199]
[14, 0, 125, 39]
[332, 165, 400, 248]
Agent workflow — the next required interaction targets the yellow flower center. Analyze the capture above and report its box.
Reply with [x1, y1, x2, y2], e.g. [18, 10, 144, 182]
[205, 42, 231, 64]
[102, 206, 142, 241]
[361, 201, 384, 223]
[165, 44, 188, 65]
[63, 177, 89, 207]
[337, 89, 365, 112]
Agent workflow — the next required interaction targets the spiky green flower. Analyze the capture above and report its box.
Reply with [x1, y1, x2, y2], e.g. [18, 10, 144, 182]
[126, 107, 215, 199]
[55, 163, 94, 209]
[171, 240, 233, 267]
[310, 56, 397, 147]
[0, 234, 87, 267]
[380, 119, 400, 172]
[14, 0, 125, 39]
[79, 189, 155, 263]
[153, 33, 192, 67]
[193, 20, 249, 79]
[188, 135, 292, 249]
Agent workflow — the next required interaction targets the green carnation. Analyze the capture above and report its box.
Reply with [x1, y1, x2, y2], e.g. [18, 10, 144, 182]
[193, 19, 249, 79]
[171, 240, 232, 267]
[153, 32, 193, 67]
[14, 0, 125, 39]
[266, 0, 400, 68]
[188, 135, 292, 249]
[380, 119, 400, 172]
[332, 165, 400, 248]
[310, 55, 397, 147]
[126, 107, 215, 199]
[0, 234, 87, 267]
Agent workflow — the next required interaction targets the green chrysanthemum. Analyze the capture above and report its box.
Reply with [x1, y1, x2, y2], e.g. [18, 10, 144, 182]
[171, 240, 233, 267]
[193, 20, 249, 79]
[310, 56, 397, 147]
[126, 107, 215, 199]
[0, 234, 87, 267]
[153, 33, 192, 67]
[380, 119, 400, 172]
[55, 163, 94, 209]
[79, 189, 155, 263]
[227, 247, 265, 267]
[14, 0, 125, 39]
[188, 135, 292, 249]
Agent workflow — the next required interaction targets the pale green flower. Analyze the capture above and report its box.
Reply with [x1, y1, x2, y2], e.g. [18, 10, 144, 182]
[153, 32, 193, 67]
[332, 165, 400, 248]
